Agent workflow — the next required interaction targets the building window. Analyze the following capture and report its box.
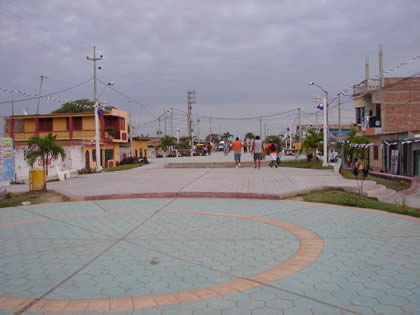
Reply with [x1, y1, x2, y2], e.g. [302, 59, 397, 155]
[356, 107, 364, 124]
[375, 104, 381, 127]
[92, 149, 96, 162]
[373, 146, 379, 160]
[73, 117, 82, 130]
[14, 119, 24, 132]
[39, 118, 53, 132]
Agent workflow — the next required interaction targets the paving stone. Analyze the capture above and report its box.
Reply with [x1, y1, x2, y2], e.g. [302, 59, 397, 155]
[1, 197, 419, 313]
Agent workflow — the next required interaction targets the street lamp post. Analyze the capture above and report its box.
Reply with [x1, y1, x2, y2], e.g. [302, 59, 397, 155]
[309, 82, 329, 167]
[94, 82, 115, 172]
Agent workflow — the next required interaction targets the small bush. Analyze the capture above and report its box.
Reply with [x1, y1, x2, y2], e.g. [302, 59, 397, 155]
[119, 157, 139, 165]
[10, 180, 25, 185]
[77, 168, 97, 175]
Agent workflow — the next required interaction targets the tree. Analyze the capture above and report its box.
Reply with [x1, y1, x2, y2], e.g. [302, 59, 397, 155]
[176, 137, 191, 150]
[244, 132, 255, 141]
[205, 133, 220, 143]
[26, 133, 65, 190]
[156, 136, 175, 155]
[221, 132, 233, 141]
[51, 99, 115, 114]
[336, 128, 370, 165]
[300, 130, 323, 161]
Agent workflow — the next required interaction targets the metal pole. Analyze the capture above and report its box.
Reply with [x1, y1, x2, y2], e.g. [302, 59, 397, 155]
[209, 118, 212, 143]
[338, 94, 342, 139]
[164, 111, 168, 137]
[87, 46, 103, 171]
[94, 101, 101, 171]
[259, 119, 262, 138]
[12, 100, 14, 116]
[323, 94, 328, 166]
[36, 75, 47, 114]
[298, 107, 301, 146]
[129, 100, 133, 157]
[170, 108, 173, 137]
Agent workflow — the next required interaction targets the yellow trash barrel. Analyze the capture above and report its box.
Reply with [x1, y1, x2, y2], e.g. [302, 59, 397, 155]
[30, 168, 46, 191]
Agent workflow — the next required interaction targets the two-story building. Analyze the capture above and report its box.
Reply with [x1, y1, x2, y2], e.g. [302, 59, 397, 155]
[352, 77, 420, 176]
[4, 109, 128, 180]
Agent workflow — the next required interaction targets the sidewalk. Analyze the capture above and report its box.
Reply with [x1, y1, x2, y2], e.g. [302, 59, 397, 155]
[5, 151, 419, 207]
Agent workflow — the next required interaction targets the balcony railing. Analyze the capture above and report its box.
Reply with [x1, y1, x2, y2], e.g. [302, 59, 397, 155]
[353, 79, 381, 95]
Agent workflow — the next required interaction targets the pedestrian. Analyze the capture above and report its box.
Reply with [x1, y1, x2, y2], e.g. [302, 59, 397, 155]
[266, 139, 278, 167]
[231, 137, 243, 168]
[244, 142, 248, 153]
[207, 142, 212, 155]
[223, 141, 229, 156]
[252, 136, 264, 169]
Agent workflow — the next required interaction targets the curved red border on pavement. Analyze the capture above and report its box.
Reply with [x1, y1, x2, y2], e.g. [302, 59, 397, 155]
[0, 210, 324, 313]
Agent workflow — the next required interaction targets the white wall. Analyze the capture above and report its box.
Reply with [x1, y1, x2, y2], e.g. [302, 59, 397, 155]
[14, 146, 84, 181]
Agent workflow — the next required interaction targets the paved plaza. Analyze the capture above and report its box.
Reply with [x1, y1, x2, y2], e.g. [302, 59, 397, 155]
[1, 153, 420, 314]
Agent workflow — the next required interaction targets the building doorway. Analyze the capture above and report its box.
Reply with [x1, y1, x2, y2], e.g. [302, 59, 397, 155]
[414, 150, 420, 177]
[85, 150, 90, 169]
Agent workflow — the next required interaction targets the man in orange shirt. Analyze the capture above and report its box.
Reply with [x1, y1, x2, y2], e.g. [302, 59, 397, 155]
[231, 137, 243, 168]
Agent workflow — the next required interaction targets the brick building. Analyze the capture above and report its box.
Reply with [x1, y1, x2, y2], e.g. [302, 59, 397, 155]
[352, 76, 420, 176]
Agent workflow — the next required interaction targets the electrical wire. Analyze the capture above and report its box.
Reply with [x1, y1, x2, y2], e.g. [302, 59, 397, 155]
[0, 78, 93, 104]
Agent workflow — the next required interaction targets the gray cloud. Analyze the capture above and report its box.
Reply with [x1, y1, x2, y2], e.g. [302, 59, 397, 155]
[1, 0, 419, 137]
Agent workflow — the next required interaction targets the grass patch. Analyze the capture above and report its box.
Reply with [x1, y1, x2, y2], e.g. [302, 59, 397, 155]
[295, 189, 420, 218]
[340, 168, 410, 192]
[278, 160, 333, 170]
[0, 190, 71, 208]
[104, 163, 145, 172]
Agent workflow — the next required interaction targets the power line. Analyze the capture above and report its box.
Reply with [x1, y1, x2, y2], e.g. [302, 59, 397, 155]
[0, 78, 93, 104]
[97, 79, 156, 118]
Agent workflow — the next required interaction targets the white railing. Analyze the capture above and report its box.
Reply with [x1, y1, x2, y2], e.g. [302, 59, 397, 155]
[353, 79, 381, 95]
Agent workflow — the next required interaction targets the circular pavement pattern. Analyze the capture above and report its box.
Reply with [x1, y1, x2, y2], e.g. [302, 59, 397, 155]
[0, 198, 419, 314]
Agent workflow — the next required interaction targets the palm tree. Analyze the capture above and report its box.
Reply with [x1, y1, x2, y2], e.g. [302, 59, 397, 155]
[300, 130, 322, 161]
[221, 132, 233, 141]
[156, 135, 175, 156]
[244, 132, 255, 141]
[26, 133, 66, 190]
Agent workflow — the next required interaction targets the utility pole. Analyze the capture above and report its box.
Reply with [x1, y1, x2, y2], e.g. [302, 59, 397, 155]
[11, 100, 14, 116]
[36, 75, 48, 114]
[197, 119, 200, 141]
[187, 90, 196, 155]
[157, 116, 161, 136]
[259, 119, 262, 138]
[128, 100, 133, 157]
[338, 93, 342, 139]
[209, 118, 212, 143]
[87, 46, 103, 172]
[298, 107, 302, 146]
[170, 108, 173, 137]
[164, 110, 168, 136]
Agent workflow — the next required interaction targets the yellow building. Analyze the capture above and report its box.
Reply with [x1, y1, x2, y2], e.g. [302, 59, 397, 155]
[5, 109, 128, 170]
[132, 137, 149, 159]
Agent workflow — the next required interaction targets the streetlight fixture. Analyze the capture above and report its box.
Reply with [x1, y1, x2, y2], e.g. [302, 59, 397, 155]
[309, 82, 329, 166]
[94, 82, 115, 172]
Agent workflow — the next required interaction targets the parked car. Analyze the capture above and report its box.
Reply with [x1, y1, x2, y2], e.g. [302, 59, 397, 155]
[218, 141, 225, 151]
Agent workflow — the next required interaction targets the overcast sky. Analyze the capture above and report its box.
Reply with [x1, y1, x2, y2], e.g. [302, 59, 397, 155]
[1, 0, 419, 138]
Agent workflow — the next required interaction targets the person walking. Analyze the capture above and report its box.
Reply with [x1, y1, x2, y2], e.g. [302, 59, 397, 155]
[252, 136, 264, 169]
[223, 141, 229, 156]
[266, 139, 278, 167]
[231, 137, 243, 168]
